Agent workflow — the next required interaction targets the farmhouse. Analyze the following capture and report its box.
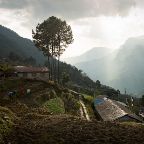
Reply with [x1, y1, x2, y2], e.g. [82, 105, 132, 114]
[93, 95, 143, 123]
[14, 66, 49, 80]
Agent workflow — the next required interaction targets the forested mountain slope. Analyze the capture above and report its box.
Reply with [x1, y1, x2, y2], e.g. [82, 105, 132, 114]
[0, 25, 46, 65]
[66, 36, 144, 96]
[0, 25, 96, 90]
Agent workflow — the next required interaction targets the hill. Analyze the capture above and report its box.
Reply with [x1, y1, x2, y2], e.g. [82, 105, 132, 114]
[0, 78, 143, 144]
[109, 36, 144, 95]
[74, 49, 118, 86]
[0, 25, 46, 65]
[67, 36, 144, 96]
[0, 25, 97, 91]
[0, 78, 80, 143]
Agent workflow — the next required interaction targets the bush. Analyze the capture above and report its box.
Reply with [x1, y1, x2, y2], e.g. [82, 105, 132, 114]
[62, 93, 80, 115]
[83, 94, 94, 104]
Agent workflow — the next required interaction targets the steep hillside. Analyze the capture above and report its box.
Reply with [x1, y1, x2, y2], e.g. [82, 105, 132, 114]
[0, 79, 143, 144]
[75, 50, 118, 84]
[0, 25, 46, 64]
[69, 36, 144, 96]
[0, 78, 81, 143]
[109, 36, 144, 95]
[0, 25, 96, 90]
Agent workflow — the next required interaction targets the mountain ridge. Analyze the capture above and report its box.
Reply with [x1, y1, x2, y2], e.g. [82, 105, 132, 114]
[0, 25, 46, 64]
[66, 36, 144, 96]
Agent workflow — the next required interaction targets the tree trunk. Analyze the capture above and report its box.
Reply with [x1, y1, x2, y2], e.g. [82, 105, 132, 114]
[50, 57, 53, 80]
[57, 35, 61, 83]
[51, 43, 54, 81]
[58, 55, 60, 83]
[53, 57, 57, 82]
[47, 56, 51, 80]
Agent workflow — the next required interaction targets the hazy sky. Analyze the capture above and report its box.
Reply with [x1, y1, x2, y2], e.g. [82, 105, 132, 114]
[1, 0, 144, 58]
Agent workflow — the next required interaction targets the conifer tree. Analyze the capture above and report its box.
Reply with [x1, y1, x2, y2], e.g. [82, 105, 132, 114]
[32, 16, 73, 81]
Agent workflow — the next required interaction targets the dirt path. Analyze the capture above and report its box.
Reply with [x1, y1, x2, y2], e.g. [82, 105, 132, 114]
[79, 100, 90, 121]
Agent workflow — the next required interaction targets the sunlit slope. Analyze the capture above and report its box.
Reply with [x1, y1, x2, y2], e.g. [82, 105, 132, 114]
[72, 36, 144, 95]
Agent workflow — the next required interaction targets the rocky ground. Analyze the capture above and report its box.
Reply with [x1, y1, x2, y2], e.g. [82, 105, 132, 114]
[5, 114, 144, 144]
[1, 101, 144, 144]
[0, 79, 144, 144]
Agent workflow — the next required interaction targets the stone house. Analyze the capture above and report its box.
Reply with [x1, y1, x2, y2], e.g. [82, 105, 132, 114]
[14, 66, 49, 80]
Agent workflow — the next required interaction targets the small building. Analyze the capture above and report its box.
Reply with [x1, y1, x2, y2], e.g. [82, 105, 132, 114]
[93, 95, 143, 123]
[14, 66, 49, 80]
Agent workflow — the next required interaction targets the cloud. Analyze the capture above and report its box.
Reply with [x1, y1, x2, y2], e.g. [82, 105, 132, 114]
[1, 0, 144, 58]
[0, 0, 28, 9]
[0, 0, 137, 21]
[0, 0, 138, 34]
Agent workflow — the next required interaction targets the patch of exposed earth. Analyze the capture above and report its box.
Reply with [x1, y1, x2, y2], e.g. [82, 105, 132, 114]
[5, 114, 144, 144]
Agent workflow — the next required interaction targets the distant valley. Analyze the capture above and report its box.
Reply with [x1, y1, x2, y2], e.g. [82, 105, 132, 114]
[64, 36, 144, 96]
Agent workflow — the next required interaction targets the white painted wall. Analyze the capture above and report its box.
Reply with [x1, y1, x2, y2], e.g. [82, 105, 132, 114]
[17, 72, 49, 79]
[18, 73, 23, 78]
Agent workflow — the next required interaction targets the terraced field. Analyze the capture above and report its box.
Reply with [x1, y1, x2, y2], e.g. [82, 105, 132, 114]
[0, 78, 144, 144]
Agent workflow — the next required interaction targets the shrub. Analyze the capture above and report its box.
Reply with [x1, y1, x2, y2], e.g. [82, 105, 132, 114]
[62, 93, 80, 115]
[83, 94, 94, 104]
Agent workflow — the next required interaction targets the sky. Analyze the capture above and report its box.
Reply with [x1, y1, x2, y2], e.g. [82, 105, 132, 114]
[1, 0, 144, 58]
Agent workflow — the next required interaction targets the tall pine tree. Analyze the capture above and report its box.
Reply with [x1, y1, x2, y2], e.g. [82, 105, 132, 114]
[32, 16, 74, 82]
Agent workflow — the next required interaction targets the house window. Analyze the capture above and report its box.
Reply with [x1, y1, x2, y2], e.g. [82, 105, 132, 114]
[32, 73, 36, 77]
[40, 73, 45, 77]
[23, 73, 27, 77]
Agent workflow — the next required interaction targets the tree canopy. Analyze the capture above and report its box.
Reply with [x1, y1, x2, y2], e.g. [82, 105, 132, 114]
[32, 16, 74, 81]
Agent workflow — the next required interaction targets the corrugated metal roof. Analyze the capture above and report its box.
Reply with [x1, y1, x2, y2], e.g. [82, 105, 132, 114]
[113, 100, 143, 122]
[14, 66, 49, 73]
[94, 96, 142, 122]
[94, 98, 127, 121]
[115, 101, 127, 107]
